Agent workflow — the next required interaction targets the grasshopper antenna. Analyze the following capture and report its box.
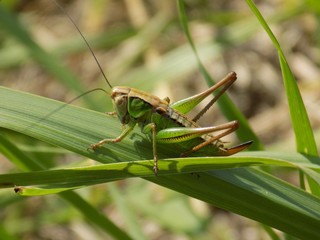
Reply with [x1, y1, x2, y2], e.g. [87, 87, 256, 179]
[53, 0, 113, 89]
[66, 88, 110, 103]
[24, 88, 109, 132]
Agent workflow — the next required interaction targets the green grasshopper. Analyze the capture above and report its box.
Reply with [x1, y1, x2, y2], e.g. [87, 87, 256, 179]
[58, 1, 252, 175]
[89, 71, 252, 174]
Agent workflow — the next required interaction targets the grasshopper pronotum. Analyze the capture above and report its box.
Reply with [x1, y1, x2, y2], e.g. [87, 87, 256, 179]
[57, 1, 252, 175]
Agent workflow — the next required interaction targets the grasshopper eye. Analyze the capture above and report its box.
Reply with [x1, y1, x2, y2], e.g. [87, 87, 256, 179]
[113, 95, 129, 124]
[114, 95, 126, 106]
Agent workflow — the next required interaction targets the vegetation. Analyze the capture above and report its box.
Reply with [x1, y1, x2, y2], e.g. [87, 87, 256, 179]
[0, 0, 319, 239]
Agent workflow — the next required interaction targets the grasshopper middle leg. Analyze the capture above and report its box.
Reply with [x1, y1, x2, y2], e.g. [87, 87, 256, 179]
[142, 122, 159, 175]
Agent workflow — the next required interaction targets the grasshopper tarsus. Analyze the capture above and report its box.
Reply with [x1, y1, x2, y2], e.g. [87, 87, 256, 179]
[105, 111, 117, 117]
[149, 123, 159, 175]
[90, 138, 119, 150]
[89, 139, 114, 150]
[153, 164, 159, 176]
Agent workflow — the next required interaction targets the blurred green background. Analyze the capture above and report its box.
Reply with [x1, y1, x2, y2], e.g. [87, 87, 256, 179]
[0, 0, 319, 239]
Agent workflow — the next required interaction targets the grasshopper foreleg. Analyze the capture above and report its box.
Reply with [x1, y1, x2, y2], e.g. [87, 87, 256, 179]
[90, 122, 136, 150]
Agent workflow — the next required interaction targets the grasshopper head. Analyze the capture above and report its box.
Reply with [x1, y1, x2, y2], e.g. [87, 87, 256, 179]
[111, 87, 130, 124]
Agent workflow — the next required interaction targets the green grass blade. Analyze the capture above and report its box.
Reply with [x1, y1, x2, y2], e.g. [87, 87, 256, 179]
[1, 87, 320, 238]
[262, 225, 281, 240]
[279, 57, 318, 156]
[177, 0, 262, 150]
[1, 151, 320, 194]
[245, 0, 319, 197]
[245, 0, 318, 157]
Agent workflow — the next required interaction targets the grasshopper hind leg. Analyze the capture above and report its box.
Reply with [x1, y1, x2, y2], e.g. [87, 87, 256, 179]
[180, 120, 251, 157]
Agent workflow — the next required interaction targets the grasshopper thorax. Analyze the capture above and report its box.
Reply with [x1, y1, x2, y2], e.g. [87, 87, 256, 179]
[111, 86, 168, 126]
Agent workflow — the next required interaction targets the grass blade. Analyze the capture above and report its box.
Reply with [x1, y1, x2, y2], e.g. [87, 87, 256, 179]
[245, 0, 318, 157]
[245, 0, 319, 196]
[1, 151, 320, 194]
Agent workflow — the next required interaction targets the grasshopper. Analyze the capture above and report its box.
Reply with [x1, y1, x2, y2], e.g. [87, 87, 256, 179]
[57, 1, 252, 175]
[90, 71, 252, 174]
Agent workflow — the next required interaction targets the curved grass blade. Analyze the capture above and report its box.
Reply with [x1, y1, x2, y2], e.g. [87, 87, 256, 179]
[177, 0, 262, 150]
[245, 0, 318, 156]
[245, 0, 319, 196]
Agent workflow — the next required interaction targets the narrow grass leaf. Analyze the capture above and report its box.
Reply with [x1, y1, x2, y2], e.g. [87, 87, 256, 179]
[245, 0, 319, 196]
[245, 0, 318, 156]
[1, 152, 320, 195]
[177, 0, 262, 150]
